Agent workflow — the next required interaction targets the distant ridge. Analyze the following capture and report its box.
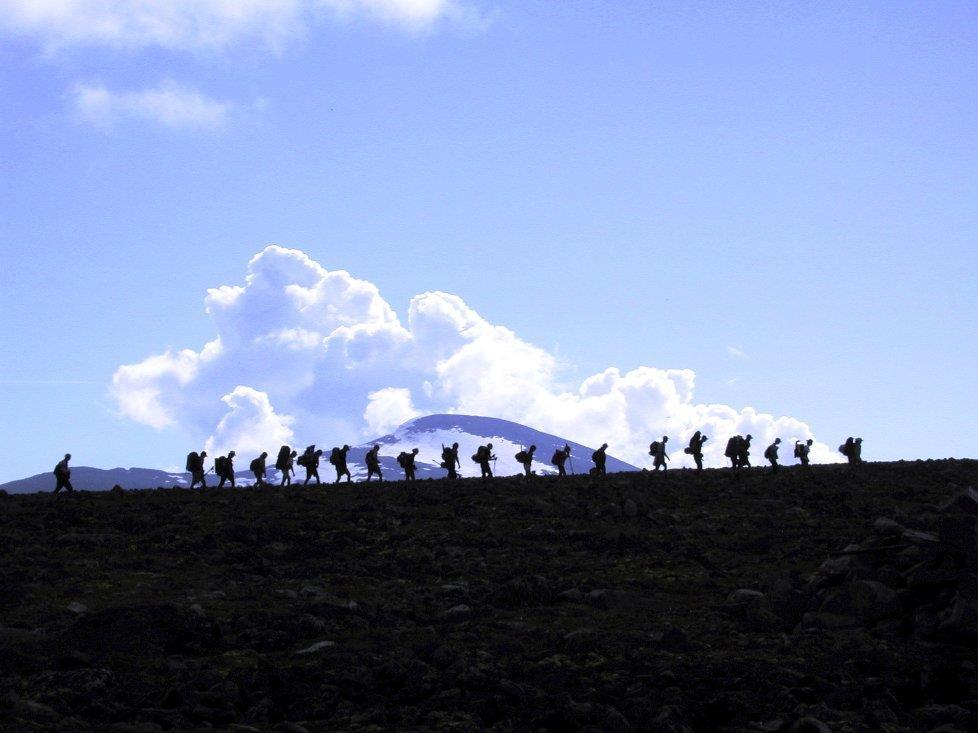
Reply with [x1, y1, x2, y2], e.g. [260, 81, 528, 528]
[0, 414, 639, 494]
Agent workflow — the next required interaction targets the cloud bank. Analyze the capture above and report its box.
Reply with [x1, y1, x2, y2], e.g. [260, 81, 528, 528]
[0, 0, 478, 51]
[73, 80, 231, 129]
[112, 245, 839, 467]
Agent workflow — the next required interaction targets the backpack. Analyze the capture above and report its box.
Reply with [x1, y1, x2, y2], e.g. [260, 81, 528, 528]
[683, 446, 692, 454]
[515, 450, 528, 464]
[397, 452, 408, 468]
[764, 445, 776, 460]
[724, 437, 738, 458]
[275, 445, 290, 470]
[186, 451, 200, 471]
[249, 457, 261, 472]
[296, 452, 309, 468]
[474, 446, 489, 462]
[649, 441, 660, 457]
[839, 443, 849, 456]
[329, 447, 341, 465]
[793, 442, 803, 458]
[215, 456, 227, 477]
[592, 450, 601, 462]
[441, 447, 453, 463]
[551, 451, 563, 465]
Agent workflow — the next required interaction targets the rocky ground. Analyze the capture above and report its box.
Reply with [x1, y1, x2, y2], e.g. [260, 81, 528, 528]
[1, 460, 976, 732]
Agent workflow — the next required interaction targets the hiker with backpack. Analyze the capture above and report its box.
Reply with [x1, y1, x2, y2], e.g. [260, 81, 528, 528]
[275, 445, 296, 486]
[794, 438, 813, 467]
[441, 442, 460, 480]
[515, 445, 536, 478]
[329, 445, 352, 484]
[738, 434, 753, 468]
[685, 431, 707, 472]
[397, 448, 419, 481]
[551, 445, 572, 476]
[216, 451, 236, 488]
[764, 438, 781, 474]
[365, 445, 383, 482]
[840, 437, 863, 466]
[725, 436, 742, 469]
[853, 437, 863, 464]
[472, 443, 495, 479]
[591, 443, 608, 476]
[298, 446, 322, 485]
[250, 452, 268, 487]
[53, 453, 73, 494]
[186, 450, 208, 489]
[649, 436, 669, 472]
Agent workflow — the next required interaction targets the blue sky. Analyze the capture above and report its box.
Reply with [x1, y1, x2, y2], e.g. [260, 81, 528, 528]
[1, 1, 976, 482]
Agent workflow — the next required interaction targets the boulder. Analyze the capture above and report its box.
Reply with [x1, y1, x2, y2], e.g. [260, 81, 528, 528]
[939, 487, 978, 516]
[849, 580, 900, 622]
[872, 517, 905, 537]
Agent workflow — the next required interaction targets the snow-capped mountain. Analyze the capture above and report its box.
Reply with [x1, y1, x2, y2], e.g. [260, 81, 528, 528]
[0, 414, 639, 493]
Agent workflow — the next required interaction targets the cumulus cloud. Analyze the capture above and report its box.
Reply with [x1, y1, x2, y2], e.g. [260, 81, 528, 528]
[73, 80, 231, 129]
[0, 0, 480, 51]
[112, 244, 840, 467]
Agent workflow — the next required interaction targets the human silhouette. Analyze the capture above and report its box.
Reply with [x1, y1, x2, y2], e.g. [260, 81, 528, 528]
[53, 453, 73, 494]
[216, 451, 236, 488]
[840, 437, 857, 465]
[473, 443, 495, 479]
[186, 450, 208, 489]
[250, 451, 268, 487]
[724, 436, 741, 469]
[794, 438, 813, 467]
[365, 444, 383, 482]
[591, 443, 608, 476]
[297, 446, 321, 485]
[650, 436, 669, 472]
[397, 448, 419, 481]
[277, 449, 296, 486]
[330, 445, 352, 483]
[516, 445, 536, 478]
[764, 438, 781, 474]
[441, 442, 460, 480]
[686, 431, 707, 472]
[739, 434, 753, 468]
[551, 444, 572, 476]
[853, 437, 863, 465]
[275, 445, 295, 486]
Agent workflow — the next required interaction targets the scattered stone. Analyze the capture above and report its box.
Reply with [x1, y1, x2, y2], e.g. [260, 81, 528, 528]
[790, 717, 832, 733]
[442, 604, 472, 621]
[67, 601, 88, 615]
[558, 588, 584, 603]
[872, 517, 905, 537]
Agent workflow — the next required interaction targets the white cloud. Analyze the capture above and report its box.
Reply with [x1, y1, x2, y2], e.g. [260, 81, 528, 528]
[112, 244, 841, 467]
[204, 386, 295, 458]
[726, 345, 748, 360]
[364, 387, 421, 436]
[72, 80, 231, 129]
[0, 0, 481, 51]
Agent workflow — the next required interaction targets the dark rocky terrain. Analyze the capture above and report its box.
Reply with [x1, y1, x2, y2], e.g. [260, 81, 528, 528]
[1, 460, 976, 732]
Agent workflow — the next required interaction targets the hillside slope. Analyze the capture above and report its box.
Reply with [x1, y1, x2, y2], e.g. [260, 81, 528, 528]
[0, 460, 976, 731]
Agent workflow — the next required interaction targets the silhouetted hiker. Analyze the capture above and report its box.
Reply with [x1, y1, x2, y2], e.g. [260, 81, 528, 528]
[250, 452, 268, 487]
[793, 438, 813, 467]
[216, 451, 236, 488]
[275, 445, 297, 486]
[551, 445, 572, 476]
[473, 443, 495, 479]
[298, 447, 323, 485]
[397, 448, 419, 481]
[441, 442, 460, 480]
[685, 431, 707, 472]
[854, 437, 863, 465]
[329, 445, 352, 483]
[515, 445, 536, 478]
[186, 450, 208, 489]
[739, 434, 753, 468]
[650, 436, 669, 472]
[53, 453, 73, 494]
[840, 437, 857, 465]
[591, 443, 608, 476]
[724, 436, 741, 469]
[275, 445, 295, 486]
[365, 445, 383, 482]
[764, 438, 781, 474]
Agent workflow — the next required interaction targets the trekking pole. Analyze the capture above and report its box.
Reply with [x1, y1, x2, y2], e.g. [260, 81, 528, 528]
[569, 456, 575, 475]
